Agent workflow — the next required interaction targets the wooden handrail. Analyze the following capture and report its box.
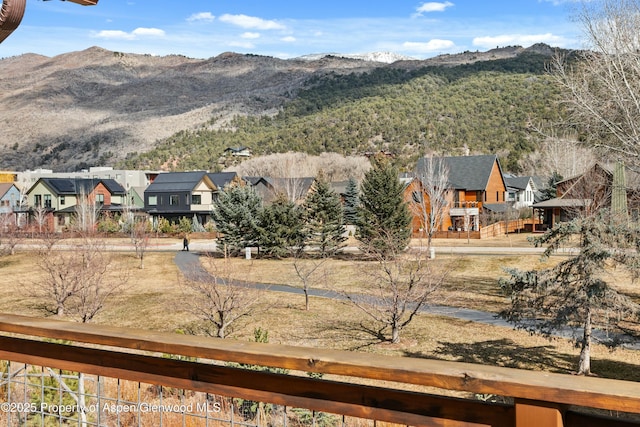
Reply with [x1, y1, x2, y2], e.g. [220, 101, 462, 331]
[0, 313, 639, 417]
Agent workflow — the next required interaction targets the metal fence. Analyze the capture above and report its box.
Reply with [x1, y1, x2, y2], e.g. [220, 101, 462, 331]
[0, 361, 393, 427]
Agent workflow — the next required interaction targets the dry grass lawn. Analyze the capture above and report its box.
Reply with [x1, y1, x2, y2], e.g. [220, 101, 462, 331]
[1, 240, 640, 384]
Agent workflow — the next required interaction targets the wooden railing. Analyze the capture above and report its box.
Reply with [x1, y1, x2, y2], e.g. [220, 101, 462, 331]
[0, 314, 639, 426]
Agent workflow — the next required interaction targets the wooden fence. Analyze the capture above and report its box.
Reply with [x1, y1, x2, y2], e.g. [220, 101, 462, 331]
[0, 313, 638, 427]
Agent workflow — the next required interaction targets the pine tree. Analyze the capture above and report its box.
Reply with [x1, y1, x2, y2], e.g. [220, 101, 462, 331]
[343, 177, 359, 225]
[356, 156, 411, 257]
[257, 194, 306, 258]
[303, 172, 346, 257]
[211, 184, 262, 254]
[500, 211, 640, 375]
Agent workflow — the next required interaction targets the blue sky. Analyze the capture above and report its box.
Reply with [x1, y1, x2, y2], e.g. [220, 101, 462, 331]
[1, 0, 586, 59]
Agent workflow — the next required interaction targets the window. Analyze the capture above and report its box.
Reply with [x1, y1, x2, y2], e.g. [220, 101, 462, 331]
[170, 195, 179, 206]
[148, 196, 157, 206]
[411, 191, 422, 204]
[96, 194, 105, 204]
[58, 216, 66, 226]
[44, 194, 52, 209]
[60, 196, 65, 206]
[34, 195, 41, 207]
[192, 194, 201, 205]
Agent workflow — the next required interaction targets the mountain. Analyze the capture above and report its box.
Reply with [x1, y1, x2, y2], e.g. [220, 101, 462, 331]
[0, 44, 565, 172]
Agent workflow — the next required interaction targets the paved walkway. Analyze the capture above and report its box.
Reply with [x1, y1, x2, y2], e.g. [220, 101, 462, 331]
[174, 251, 640, 350]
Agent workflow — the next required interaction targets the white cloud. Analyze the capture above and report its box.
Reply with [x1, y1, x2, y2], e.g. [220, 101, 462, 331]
[281, 36, 296, 43]
[241, 32, 261, 39]
[416, 2, 454, 14]
[187, 12, 215, 23]
[132, 28, 166, 37]
[403, 39, 455, 52]
[93, 28, 165, 40]
[93, 30, 135, 40]
[472, 33, 563, 48]
[219, 14, 286, 30]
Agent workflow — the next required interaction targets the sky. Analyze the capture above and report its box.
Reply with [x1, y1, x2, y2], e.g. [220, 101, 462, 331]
[0, 0, 588, 60]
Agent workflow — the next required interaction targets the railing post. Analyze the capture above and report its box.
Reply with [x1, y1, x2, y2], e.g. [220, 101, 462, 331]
[515, 400, 564, 427]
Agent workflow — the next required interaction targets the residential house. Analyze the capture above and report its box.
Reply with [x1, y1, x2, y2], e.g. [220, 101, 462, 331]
[144, 171, 217, 226]
[505, 175, 538, 209]
[244, 176, 316, 204]
[25, 178, 126, 232]
[224, 147, 252, 158]
[414, 154, 508, 233]
[532, 162, 640, 229]
[0, 183, 22, 213]
[17, 167, 161, 193]
[0, 183, 25, 228]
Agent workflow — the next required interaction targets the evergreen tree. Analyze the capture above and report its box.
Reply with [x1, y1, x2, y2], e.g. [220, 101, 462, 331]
[211, 184, 262, 254]
[257, 194, 306, 258]
[343, 177, 359, 225]
[540, 171, 563, 201]
[303, 172, 346, 257]
[356, 156, 411, 257]
[500, 211, 640, 375]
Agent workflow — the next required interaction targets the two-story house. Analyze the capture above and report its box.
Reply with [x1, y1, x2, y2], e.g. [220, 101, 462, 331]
[26, 178, 126, 232]
[505, 175, 539, 209]
[414, 154, 508, 233]
[0, 183, 22, 213]
[144, 171, 242, 225]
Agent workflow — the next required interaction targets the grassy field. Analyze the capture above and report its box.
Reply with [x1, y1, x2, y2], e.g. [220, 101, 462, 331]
[1, 237, 640, 383]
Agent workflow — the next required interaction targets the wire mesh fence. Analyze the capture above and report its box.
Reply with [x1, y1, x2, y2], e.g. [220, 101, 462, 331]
[0, 361, 405, 427]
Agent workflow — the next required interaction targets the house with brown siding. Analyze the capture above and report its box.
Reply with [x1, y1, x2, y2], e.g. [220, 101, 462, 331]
[413, 155, 507, 234]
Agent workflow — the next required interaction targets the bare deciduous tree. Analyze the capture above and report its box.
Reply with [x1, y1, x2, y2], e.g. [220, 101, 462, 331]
[74, 187, 100, 233]
[31, 236, 127, 426]
[180, 253, 262, 339]
[130, 218, 151, 269]
[32, 204, 50, 234]
[228, 152, 371, 182]
[550, 0, 640, 166]
[292, 254, 329, 311]
[33, 237, 127, 321]
[523, 134, 597, 179]
[345, 238, 448, 343]
[0, 212, 21, 255]
[412, 155, 451, 251]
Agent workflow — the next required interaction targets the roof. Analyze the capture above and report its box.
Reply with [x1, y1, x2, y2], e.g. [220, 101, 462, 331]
[504, 176, 533, 191]
[532, 198, 591, 209]
[144, 171, 213, 193]
[100, 179, 126, 195]
[0, 183, 17, 199]
[416, 155, 504, 191]
[33, 178, 102, 196]
[207, 172, 238, 189]
[483, 203, 510, 213]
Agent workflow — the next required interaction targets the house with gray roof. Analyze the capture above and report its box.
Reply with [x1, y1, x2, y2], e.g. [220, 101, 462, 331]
[504, 175, 538, 209]
[25, 177, 126, 232]
[414, 155, 508, 232]
[144, 171, 217, 225]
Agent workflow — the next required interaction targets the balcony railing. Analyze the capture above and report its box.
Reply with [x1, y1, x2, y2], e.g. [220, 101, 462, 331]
[0, 313, 639, 427]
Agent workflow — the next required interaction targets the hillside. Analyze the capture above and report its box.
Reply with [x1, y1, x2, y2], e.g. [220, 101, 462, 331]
[0, 44, 566, 172]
